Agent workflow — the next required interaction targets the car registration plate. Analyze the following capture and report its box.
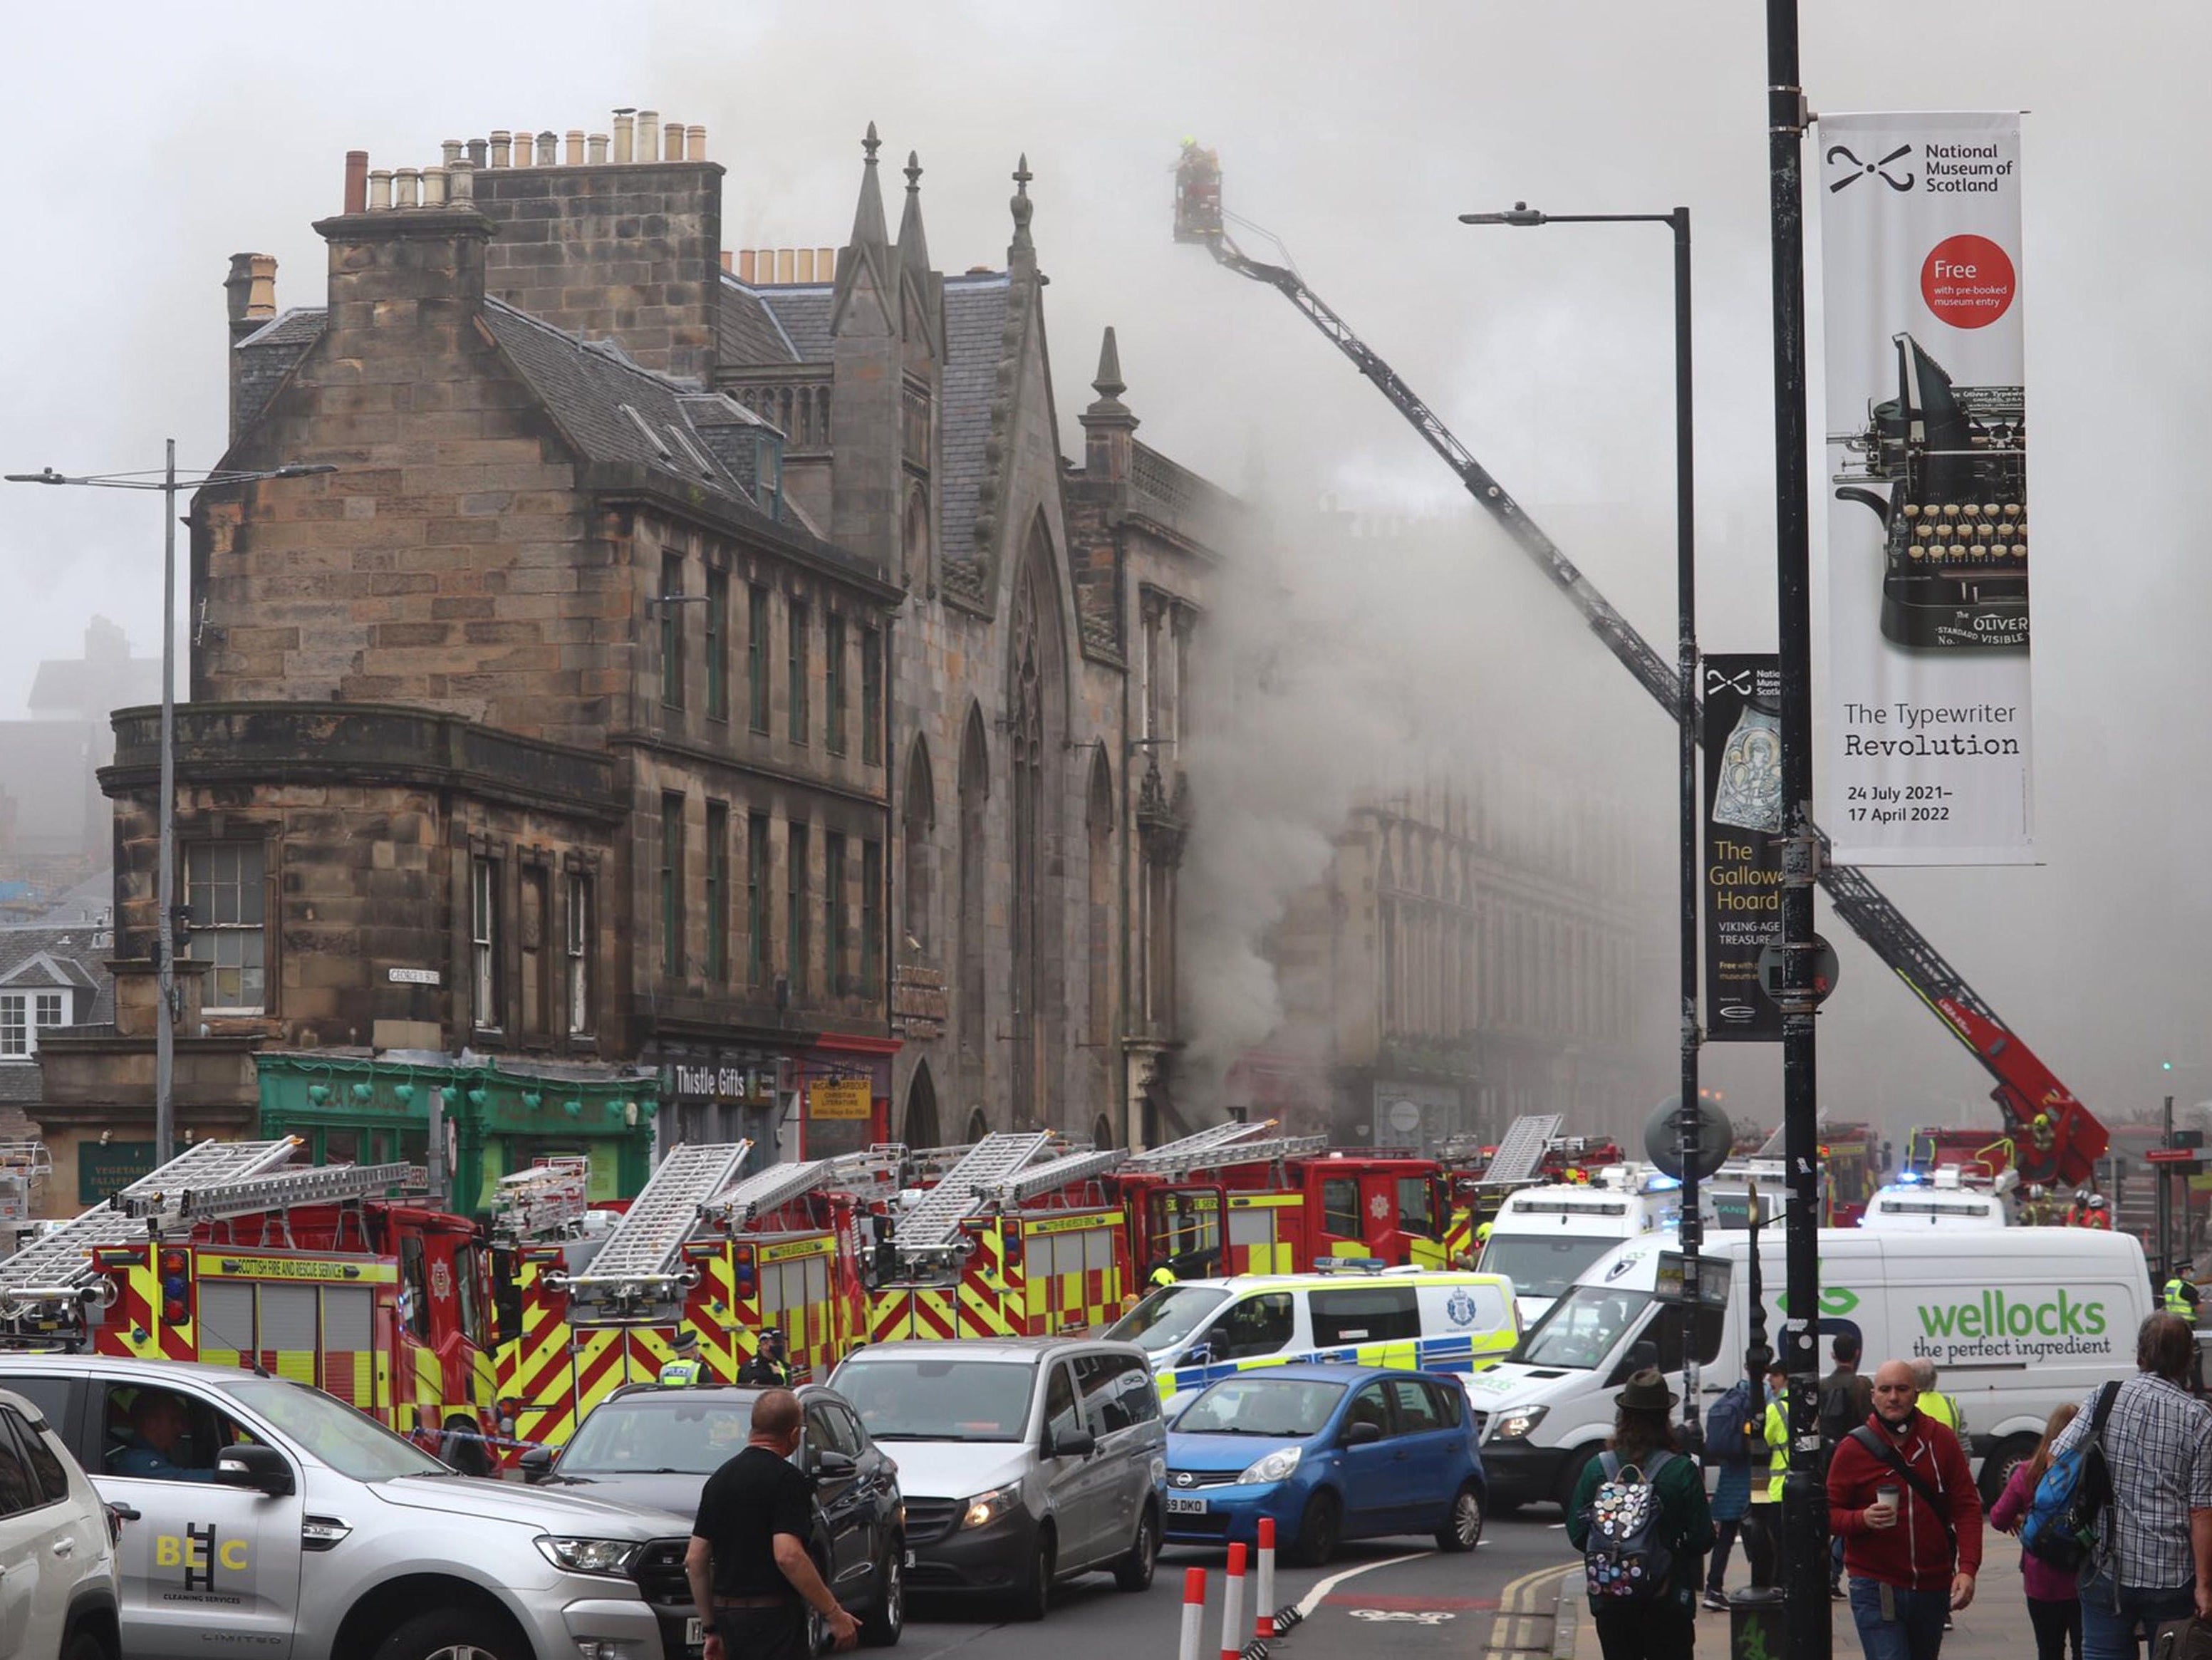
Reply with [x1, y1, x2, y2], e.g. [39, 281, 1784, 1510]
[685, 1617, 705, 1649]
[1165, 1495, 1208, 1515]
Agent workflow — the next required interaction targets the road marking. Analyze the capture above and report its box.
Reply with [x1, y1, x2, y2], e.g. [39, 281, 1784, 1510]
[1484, 1562, 1578, 1658]
[1350, 1609, 1456, 1624]
[1292, 1550, 1432, 1619]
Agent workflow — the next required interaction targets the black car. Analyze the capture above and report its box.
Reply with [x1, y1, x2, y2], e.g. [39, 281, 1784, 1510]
[521, 1382, 904, 1654]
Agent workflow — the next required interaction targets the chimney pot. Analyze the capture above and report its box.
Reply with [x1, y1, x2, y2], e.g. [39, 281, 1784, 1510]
[613, 110, 634, 164]
[738, 249, 756, 282]
[368, 169, 393, 211]
[247, 254, 277, 317]
[818, 245, 834, 276]
[637, 110, 660, 162]
[467, 137, 487, 167]
[588, 132, 608, 164]
[442, 140, 463, 167]
[449, 158, 475, 202]
[489, 131, 512, 168]
[536, 131, 558, 167]
[422, 165, 447, 207]
[686, 123, 706, 162]
[343, 150, 369, 215]
[797, 248, 816, 282]
[777, 248, 795, 284]
[664, 121, 684, 161]
[720, 249, 733, 274]
[393, 168, 420, 209]
[566, 129, 584, 166]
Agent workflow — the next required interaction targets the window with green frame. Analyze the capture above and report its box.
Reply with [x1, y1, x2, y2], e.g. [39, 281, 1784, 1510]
[660, 792, 685, 978]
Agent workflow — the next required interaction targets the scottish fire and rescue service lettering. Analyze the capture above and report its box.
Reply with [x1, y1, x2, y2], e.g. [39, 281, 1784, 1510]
[1820, 111, 2034, 865]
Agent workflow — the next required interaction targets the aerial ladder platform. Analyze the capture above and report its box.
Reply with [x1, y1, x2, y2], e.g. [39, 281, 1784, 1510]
[488, 1158, 594, 1243]
[698, 1146, 908, 1229]
[1173, 145, 2105, 1188]
[563, 1143, 752, 1318]
[1120, 1121, 1329, 1181]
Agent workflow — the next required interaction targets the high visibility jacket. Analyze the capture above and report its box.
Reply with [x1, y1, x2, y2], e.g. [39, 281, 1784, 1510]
[1760, 1396, 1789, 1503]
[2166, 1279, 2199, 1317]
[2084, 1209, 2112, 1230]
[658, 1358, 704, 1387]
[1918, 1390, 1963, 1437]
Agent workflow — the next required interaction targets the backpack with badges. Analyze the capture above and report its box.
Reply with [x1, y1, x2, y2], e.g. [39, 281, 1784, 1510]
[2022, 1380, 2120, 1572]
[1582, 1451, 1679, 1602]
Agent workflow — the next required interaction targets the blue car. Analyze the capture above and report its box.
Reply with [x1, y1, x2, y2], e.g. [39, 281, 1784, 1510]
[1160, 1363, 1485, 1564]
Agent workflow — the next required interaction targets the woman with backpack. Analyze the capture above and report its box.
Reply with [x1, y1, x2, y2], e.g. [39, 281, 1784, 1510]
[1567, 1369, 1715, 1660]
[1988, 1402, 2083, 1660]
[1702, 1347, 1770, 1610]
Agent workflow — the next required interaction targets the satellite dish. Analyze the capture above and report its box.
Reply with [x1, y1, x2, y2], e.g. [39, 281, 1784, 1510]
[1645, 1096, 1733, 1181]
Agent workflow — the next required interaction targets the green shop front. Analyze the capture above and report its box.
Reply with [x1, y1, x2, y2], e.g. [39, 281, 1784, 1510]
[256, 1051, 658, 1212]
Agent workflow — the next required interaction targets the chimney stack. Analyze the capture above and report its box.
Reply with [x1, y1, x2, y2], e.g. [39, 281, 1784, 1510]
[343, 150, 368, 214]
[686, 124, 707, 161]
[489, 130, 511, 168]
[637, 110, 660, 161]
[613, 110, 634, 164]
[588, 132, 608, 164]
[535, 131, 557, 166]
[565, 129, 584, 166]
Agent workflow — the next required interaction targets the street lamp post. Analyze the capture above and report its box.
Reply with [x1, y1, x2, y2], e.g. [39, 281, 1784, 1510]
[6, 447, 336, 1166]
[1461, 200, 1703, 1432]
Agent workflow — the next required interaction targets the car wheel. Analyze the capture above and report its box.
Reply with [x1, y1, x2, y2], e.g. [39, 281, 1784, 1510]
[1979, 1433, 2038, 1510]
[371, 1609, 524, 1660]
[1113, 1503, 1159, 1592]
[1289, 1488, 1341, 1567]
[1436, 1479, 1485, 1552]
[861, 1544, 905, 1646]
[1013, 1525, 1056, 1622]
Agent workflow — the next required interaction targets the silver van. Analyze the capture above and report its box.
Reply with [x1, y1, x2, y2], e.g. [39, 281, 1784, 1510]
[829, 1337, 1165, 1619]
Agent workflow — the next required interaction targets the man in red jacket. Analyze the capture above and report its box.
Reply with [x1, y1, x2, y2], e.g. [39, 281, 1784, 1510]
[1827, 1359, 1984, 1660]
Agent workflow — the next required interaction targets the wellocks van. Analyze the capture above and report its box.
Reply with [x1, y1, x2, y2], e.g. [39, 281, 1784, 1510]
[1465, 1226, 2151, 1513]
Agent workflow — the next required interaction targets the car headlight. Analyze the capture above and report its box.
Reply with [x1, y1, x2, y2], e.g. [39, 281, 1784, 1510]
[536, 1535, 642, 1577]
[961, 1483, 1022, 1530]
[1490, 1406, 1547, 1441]
[1237, 1447, 1303, 1485]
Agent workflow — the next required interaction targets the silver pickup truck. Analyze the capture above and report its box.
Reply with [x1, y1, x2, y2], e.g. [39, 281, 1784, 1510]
[0, 1354, 689, 1660]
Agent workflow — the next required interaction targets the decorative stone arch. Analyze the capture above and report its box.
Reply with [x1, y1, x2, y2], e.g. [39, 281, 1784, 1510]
[903, 482, 930, 596]
[903, 1062, 941, 1149]
[956, 703, 989, 1075]
[903, 734, 937, 955]
[965, 1105, 991, 1144]
[1091, 1112, 1116, 1152]
[1085, 745, 1115, 1050]
[1005, 519, 1071, 1130]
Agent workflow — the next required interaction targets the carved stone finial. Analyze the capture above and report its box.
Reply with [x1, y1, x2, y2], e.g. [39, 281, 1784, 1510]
[1009, 152, 1034, 242]
[863, 121, 881, 163]
[1092, 326, 1126, 403]
[904, 150, 922, 192]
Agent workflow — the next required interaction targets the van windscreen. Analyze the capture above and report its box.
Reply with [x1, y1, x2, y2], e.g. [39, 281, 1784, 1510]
[1515, 1287, 1654, 1371]
[836, 1357, 1036, 1441]
[1480, 1234, 1621, 1299]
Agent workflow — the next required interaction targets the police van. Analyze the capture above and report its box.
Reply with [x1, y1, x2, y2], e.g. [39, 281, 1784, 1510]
[1465, 1225, 2152, 1513]
[1104, 1265, 1520, 1403]
[1476, 1168, 1691, 1327]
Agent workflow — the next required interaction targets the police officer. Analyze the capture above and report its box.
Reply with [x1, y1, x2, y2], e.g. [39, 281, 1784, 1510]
[2164, 1272, 2201, 1320]
[660, 1329, 707, 1388]
[739, 1328, 793, 1386]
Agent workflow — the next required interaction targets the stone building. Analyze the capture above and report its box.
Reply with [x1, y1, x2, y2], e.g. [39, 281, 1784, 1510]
[0, 618, 159, 901]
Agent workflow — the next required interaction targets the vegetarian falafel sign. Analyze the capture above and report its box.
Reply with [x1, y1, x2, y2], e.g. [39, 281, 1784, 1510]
[1819, 112, 2034, 864]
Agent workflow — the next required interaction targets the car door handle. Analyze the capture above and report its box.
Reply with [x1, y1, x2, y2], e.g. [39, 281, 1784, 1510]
[51, 1538, 74, 1557]
[109, 1505, 141, 1522]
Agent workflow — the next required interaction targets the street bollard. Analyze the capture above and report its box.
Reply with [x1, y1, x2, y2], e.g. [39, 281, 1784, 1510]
[1179, 1567, 1208, 1660]
[1220, 1544, 1247, 1660]
[1728, 1584, 1785, 1660]
[1255, 1518, 1277, 1641]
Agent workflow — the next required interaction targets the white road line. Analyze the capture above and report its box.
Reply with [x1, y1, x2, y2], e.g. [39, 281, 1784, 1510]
[1291, 1549, 1434, 1619]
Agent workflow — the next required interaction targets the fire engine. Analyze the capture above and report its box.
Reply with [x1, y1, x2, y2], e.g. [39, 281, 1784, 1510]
[0, 1138, 495, 1439]
[1438, 1115, 1629, 1263]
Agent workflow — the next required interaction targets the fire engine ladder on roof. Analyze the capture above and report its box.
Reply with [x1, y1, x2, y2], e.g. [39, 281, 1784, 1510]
[1480, 1115, 1565, 1187]
[568, 1141, 752, 1292]
[979, 1147, 1130, 1208]
[892, 1132, 1055, 1255]
[0, 1137, 302, 1302]
[1121, 1124, 1329, 1181]
[489, 1158, 593, 1240]
[120, 1161, 427, 1225]
[700, 1146, 908, 1229]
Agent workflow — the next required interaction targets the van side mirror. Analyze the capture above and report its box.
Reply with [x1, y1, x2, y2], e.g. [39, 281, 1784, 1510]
[811, 1448, 858, 1482]
[1341, 1421, 1384, 1448]
[1049, 1428, 1097, 1459]
[215, 1443, 294, 1498]
[518, 1446, 554, 1483]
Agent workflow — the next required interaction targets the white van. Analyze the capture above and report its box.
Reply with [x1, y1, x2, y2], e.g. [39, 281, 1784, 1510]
[1859, 1170, 2011, 1229]
[1477, 1168, 1689, 1326]
[1466, 1225, 2151, 1513]
[1104, 1266, 1519, 1401]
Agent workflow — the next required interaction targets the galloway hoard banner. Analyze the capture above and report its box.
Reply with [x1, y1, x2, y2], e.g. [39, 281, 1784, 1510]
[1819, 112, 2032, 865]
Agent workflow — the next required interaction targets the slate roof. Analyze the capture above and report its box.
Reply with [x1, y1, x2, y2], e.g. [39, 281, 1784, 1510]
[232, 307, 328, 436]
[0, 923, 115, 1024]
[28, 871, 112, 927]
[939, 274, 1012, 564]
[757, 286, 835, 363]
[717, 280, 799, 367]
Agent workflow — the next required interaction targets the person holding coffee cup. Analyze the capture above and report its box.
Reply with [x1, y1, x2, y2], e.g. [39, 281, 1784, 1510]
[1827, 1358, 1983, 1660]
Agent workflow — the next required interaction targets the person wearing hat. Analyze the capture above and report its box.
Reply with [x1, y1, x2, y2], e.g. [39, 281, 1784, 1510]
[1148, 1263, 1178, 1290]
[1565, 1368, 1714, 1660]
[739, 1327, 793, 1387]
[659, 1329, 707, 1388]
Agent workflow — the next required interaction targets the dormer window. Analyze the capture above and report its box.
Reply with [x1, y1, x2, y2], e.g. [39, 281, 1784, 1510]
[0, 990, 67, 1059]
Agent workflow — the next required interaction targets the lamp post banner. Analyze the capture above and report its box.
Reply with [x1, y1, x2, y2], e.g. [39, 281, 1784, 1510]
[1703, 653, 1785, 1042]
[1818, 110, 2032, 865]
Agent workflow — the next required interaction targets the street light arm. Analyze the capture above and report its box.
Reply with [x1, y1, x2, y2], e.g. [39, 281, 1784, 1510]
[3, 462, 339, 492]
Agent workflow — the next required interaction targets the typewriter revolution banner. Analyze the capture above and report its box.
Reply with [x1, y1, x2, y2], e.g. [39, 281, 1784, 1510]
[1819, 111, 2033, 865]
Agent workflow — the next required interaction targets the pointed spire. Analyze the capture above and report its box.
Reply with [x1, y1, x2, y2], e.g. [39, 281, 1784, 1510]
[895, 147, 932, 281]
[1009, 152, 1034, 252]
[848, 120, 889, 254]
[1093, 327, 1125, 402]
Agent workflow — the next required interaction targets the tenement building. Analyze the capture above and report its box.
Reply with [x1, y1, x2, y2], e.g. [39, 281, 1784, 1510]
[34, 108, 1231, 1200]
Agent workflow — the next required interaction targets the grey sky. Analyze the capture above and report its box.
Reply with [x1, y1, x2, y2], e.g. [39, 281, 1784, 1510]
[4, 1, 2206, 1136]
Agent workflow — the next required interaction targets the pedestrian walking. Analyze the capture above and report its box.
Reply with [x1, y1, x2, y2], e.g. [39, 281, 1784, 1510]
[1910, 1359, 1965, 1440]
[1565, 1368, 1715, 1660]
[685, 1389, 858, 1660]
[1824, 1334, 1880, 1596]
[1701, 1348, 1765, 1609]
[1733, 1357, 1788, 1590]
[1827, 1359, 1983, 1660]
[2044, 1313, 2212, 1660]
[1988, 1401, 2083, 1660]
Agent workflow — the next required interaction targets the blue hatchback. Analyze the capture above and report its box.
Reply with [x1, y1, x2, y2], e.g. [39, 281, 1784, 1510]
[1160, 1363, 1486, 1564]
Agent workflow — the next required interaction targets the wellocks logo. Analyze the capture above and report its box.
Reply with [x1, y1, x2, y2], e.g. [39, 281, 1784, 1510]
[1917, 1289, 2106, 1340]
[1827, 142, 1915, 193]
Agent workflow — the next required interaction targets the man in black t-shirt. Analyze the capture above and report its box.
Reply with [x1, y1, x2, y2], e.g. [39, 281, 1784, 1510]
[684, 1390, 858, 1659]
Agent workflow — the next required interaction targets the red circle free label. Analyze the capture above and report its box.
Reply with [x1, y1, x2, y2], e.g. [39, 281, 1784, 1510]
[1920, 234, 2015, 328]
